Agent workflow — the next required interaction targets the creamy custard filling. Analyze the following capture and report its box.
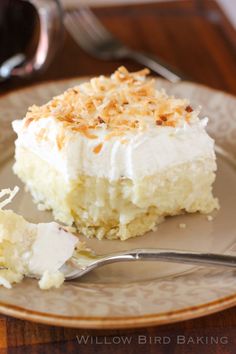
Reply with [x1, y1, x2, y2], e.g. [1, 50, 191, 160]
[13, 148, 218, 241]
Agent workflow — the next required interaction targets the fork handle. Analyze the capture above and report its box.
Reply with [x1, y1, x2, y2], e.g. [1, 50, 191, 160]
[99, 249, 236, 269]
[127, 50, 184, 83]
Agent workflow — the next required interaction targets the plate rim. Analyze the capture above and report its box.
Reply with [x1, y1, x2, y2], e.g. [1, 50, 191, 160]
[0, 293, 235, 329]
[1, 77, 236, 329]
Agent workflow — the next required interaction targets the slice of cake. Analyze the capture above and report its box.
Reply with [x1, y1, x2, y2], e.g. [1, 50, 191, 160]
[0, 187, 80, 289]
[12, 67, 219, 241]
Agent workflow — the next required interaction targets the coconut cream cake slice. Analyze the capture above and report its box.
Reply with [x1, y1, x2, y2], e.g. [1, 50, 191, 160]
[12, 67, 218, 241]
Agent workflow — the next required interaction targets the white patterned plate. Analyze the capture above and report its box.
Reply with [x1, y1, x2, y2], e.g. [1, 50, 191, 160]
[0, 78, 236, 328]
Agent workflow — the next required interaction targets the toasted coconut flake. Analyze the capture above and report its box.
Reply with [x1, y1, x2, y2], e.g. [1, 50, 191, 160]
[56, 132, 66, 150]
[97, 116, 105, 124]
[160, 115, 168, 122]
[185, 113, 191, 123]
[22, 67, 196, 138]
[72, 126, 98, 139]
[24, 117, 34, 128]
[105, 131, 124, 141]
[83, 131, 98, 139]
[93, 143, 103, 154]
[185, 105, 193, 113]
[165, 121, 176, 127]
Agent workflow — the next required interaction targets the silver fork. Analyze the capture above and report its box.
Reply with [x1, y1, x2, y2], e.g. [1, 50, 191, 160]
[64, 7, 183, 83]
[60, 248, 236, 280]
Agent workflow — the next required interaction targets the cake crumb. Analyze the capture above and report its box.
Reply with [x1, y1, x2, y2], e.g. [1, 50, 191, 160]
[38, 203, 48, 211]
[39, 271, 64, 290]
[151, 225, 158, 232]
[179, 223, 186, 229]
[207, 215, 213, 221]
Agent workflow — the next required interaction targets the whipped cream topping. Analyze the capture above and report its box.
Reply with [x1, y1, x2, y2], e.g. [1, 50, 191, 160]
[12, 67, 216, 181]
[13, 115, 216, 181]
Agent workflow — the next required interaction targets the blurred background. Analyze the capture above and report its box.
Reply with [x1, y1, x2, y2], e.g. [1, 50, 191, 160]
[0, 0, 235, 94]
